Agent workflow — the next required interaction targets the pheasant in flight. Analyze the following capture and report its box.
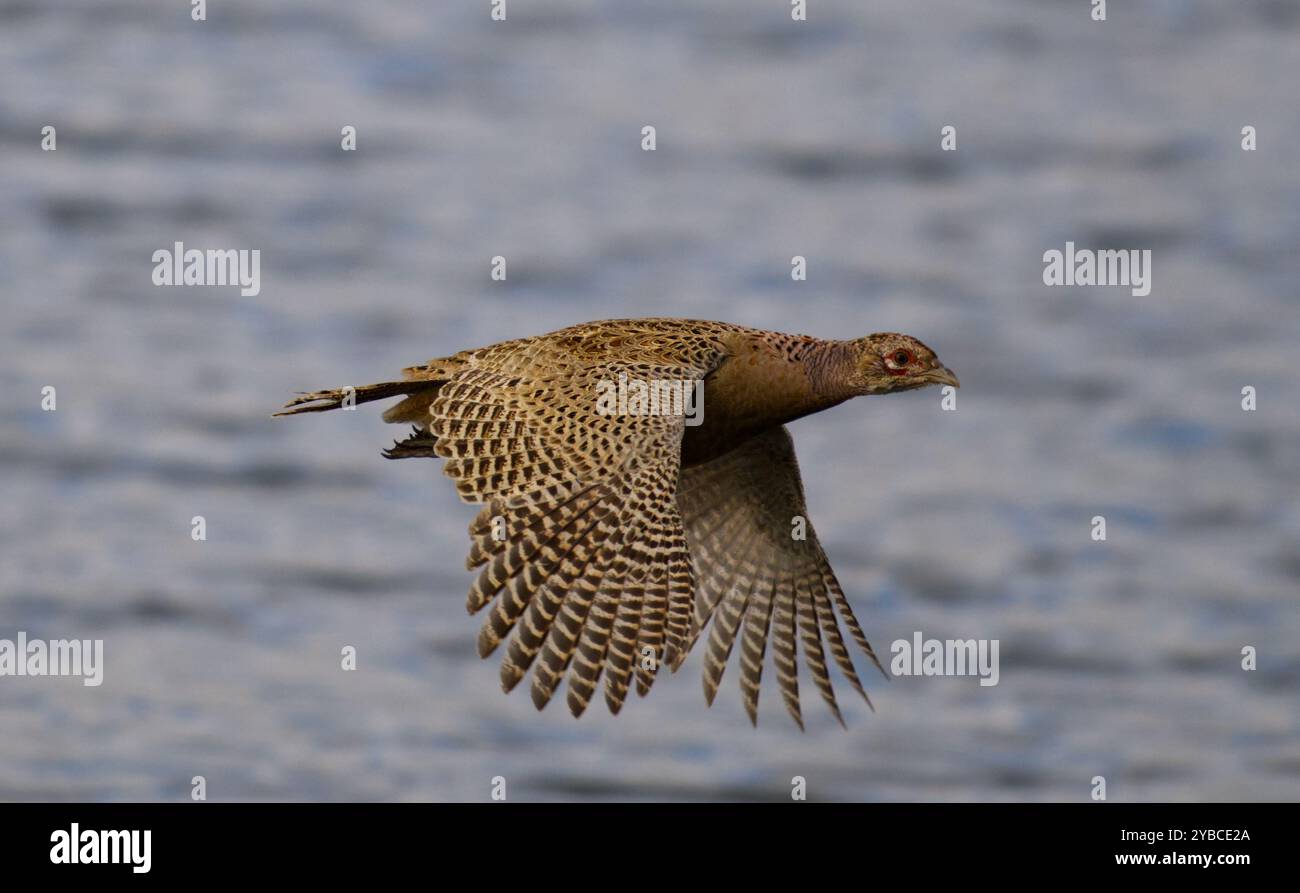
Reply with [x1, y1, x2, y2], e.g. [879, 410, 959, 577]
[277, 318, 958, 728]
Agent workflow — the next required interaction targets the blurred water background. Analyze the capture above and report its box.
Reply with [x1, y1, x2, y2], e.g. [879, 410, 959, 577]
[1, 0, 1298, 801]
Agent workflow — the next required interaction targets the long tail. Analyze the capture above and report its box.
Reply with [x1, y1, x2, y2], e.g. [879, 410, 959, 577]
[274, 380, 442, 417]
[275, 379, 448, 460]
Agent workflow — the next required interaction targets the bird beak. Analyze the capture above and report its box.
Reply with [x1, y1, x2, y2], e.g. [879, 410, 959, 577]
[928, 365, 960, 388]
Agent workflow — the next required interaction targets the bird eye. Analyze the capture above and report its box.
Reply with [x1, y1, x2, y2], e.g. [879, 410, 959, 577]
[891, 349, 912, 366]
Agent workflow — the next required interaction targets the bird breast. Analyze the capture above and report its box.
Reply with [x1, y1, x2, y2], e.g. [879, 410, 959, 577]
[681, 339, 829, 467]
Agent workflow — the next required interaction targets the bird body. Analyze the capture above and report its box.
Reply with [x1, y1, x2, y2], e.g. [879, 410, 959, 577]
[278, 318, 958, 727]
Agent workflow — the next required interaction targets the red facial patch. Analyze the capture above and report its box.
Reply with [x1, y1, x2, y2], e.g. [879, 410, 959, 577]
[885, 348, 914, 375]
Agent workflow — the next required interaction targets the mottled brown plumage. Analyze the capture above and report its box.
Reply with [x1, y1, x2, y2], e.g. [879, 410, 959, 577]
[277, 318, 958, 727]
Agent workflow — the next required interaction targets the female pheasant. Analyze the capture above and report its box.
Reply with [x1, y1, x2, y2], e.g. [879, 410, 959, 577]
[277, 318, 958, 728]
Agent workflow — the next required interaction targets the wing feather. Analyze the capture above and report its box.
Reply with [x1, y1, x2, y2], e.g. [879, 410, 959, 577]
[678, 425, 884, 726]
[419, 329, 730, 715]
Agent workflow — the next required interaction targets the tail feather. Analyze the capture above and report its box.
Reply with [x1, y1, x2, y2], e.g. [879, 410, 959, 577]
[274, 380, 442, 417]
[383, 426, 440, 460]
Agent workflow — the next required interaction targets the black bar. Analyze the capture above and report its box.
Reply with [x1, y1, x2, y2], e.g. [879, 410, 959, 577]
[2, 802, 1284, 879]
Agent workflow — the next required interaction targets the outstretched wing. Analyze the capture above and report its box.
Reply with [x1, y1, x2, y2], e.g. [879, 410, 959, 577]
[676, 426, 885, 728]
[433, 332, 729, 717]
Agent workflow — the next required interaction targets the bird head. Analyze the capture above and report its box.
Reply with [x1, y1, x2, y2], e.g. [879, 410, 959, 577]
[853, 333, 959, 395]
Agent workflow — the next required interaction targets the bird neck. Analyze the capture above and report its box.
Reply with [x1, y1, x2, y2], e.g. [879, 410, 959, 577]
[682, 335, 858, 466]
[731, 336, 859, 427]
[804, 339, 862, 407]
